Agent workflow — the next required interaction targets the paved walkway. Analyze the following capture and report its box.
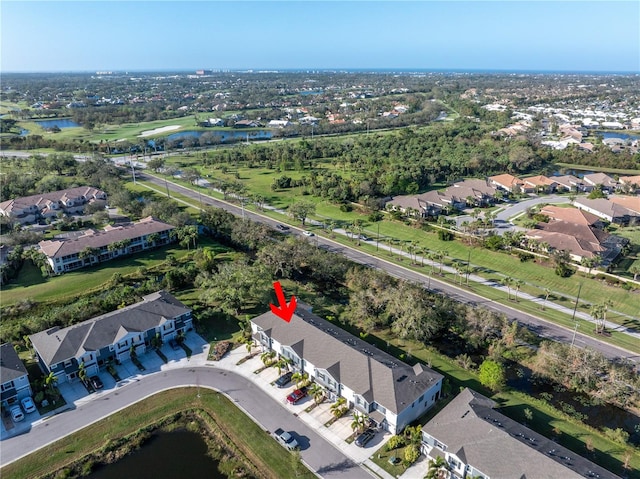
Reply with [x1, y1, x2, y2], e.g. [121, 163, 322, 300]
[2, 334, 395, 479]
[213, 346, 395, 479]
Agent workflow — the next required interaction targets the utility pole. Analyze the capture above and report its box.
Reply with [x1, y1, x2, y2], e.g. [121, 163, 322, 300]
[376, 222, 380, 251]
[571, 322, 579, 347]
[130, 159, 136, 184]
[571, 283, 583, 321]
[466, 249, 471, 285]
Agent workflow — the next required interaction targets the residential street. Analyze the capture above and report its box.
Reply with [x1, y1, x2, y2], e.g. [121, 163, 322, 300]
[0, 340, 371, 478]
[139, 172, 640, 367]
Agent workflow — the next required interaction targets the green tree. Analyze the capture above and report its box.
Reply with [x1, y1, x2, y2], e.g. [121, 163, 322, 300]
[199, 261, 271, 316]
[425, 456, 451, 479]
[478, 359, 506, 391]
[308, 382, 324, 405]
[351, 412, 367, 434]
[288, 200, 316, 226]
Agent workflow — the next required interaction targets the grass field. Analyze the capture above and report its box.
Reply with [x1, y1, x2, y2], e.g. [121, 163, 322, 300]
[363, 330, 640, 478]
[0, 240, 212, 306]
[0, 388, 314, 479]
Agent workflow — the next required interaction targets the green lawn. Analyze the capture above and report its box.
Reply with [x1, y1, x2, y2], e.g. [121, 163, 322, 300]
[0, 388, 314, 479]
[1, 243, 197, 305]
[362, 330, 640, 478]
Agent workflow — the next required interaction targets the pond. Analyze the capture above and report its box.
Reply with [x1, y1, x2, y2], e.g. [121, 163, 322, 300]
[598, 131, 640, 141]
[166, 129, 272, 142]
[87, 430, 228, 479]
[34, 118, 80, 129]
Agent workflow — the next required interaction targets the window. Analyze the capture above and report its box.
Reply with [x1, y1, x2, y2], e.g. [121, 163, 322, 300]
[419, 394, 424, 402]
[1, 381, 14, 391]
[64, 359, 73, 368]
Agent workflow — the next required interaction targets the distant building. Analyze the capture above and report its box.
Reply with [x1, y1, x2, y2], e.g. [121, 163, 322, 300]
[38, 216, 175, 274]
[0, 186, 107, 225]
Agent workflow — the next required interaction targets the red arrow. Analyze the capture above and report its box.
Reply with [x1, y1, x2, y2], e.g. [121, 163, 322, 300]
[270, 281, 297, 323]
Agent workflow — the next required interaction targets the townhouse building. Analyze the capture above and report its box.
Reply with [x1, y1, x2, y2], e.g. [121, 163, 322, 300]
[251, 307, 443, 434]
[0, 343, 33, 408]
[29, 291, 192, 384]
[421, 388, 619, 479]
[0, 186, 107, 225]
[38, 216, 175, 274]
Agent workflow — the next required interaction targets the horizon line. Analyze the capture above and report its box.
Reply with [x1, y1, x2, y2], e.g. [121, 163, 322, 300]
[2, 67, 639, 76]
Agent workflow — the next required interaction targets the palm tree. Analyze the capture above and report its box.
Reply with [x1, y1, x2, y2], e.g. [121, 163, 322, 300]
[78, 362, 87, 383]
[275, 357, 289, 376]
[501, 276, 514, 300]
[330, 397, 347, 418]
[425, 456, 451, 479]
[308, 382, 324, 405]
[541, 287, 552, 310]
[591, 303, 606, 334]
[436, 250, 447, 275]
[630, 265, 640, 282]
[351, 412, 367, 434]
[291, 371, 309, 389]
[260, 350, 275, 366]
[44, 371, 58, 393]
[514, 279, 524, 302]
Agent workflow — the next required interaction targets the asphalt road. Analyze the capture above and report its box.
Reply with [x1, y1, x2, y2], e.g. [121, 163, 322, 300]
[139, 172, 639, 367]
[0, 367, 369, 478]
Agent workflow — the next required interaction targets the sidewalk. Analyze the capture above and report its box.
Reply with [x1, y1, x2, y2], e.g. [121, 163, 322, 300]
[212, 346, 395, 479]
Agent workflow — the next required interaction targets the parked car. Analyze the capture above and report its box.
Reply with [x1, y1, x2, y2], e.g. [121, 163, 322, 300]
[20, 396, 36, 414]
[302, 230, 314, 237]
[10, 405, 24, 422]
[169, 339, 179, 350]
[89, 375, 104, 390]
[276, 224, 289, 231]
[286, 388, 307, 404]
[275, 371, 293, 388]
[355, 428, 376, 447]
[273, 428, 299, 451]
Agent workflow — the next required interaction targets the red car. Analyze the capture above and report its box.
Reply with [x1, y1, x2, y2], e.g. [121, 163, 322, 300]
[286, 389, 307, 404]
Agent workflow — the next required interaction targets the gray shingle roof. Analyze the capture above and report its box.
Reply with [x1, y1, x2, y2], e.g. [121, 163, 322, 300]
[423, 388, 620, 479]
[30, 291, 190, 366]
[0, 343, 28, 383]
[252, 308, 443, 414]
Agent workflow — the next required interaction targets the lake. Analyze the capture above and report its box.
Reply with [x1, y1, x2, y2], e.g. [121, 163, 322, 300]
[167, 129, 272, 142]
[87, 430, 227, 479]
[35, 118, 80, 129]
[598, 131, 640, 141]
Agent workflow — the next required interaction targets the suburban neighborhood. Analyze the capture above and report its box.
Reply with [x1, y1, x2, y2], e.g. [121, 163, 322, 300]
[1, 43, 639, 479]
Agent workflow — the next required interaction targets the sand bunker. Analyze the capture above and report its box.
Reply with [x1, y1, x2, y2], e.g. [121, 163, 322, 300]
[138, 125, 181, 137]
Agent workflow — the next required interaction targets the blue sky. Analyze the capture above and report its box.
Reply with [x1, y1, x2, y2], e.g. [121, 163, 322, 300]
[1, 1, 639, 73]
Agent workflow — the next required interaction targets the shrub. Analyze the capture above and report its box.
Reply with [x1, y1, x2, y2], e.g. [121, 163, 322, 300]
[339, 203, 353, 212]
[386, 435, 406, 451]
[403, 444, 420, 465]
[517, 252, 534, 262]
[603, 427, 630, 445]
[438, 229, 454, 241]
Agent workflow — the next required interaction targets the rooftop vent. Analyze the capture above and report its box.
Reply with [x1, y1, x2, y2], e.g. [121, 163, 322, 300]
[396, 375, 408, 383]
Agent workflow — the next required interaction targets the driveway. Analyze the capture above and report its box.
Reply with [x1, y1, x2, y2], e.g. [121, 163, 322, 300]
[0, 334, 372, 479]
